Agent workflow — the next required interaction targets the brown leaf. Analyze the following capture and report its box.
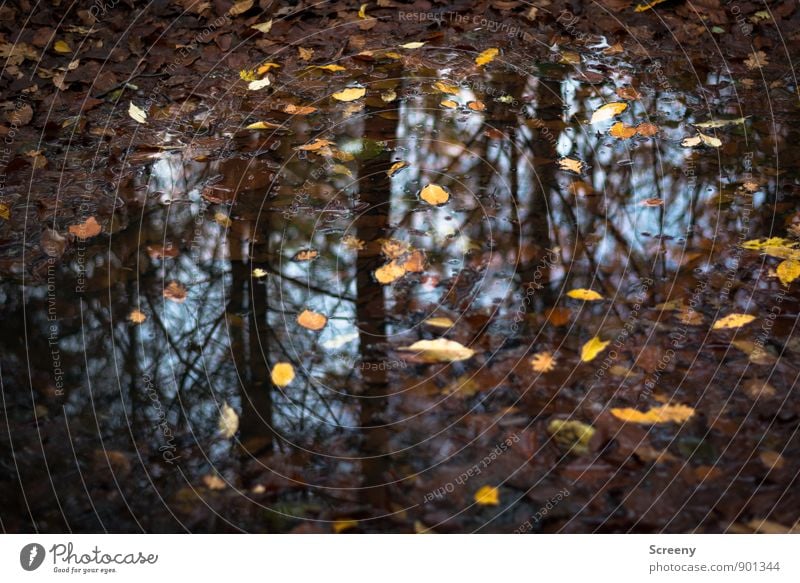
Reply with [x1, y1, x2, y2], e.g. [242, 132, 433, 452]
[68, 216, 101, 239]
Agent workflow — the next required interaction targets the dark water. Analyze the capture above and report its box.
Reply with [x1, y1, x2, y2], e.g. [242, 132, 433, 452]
[2, 45, 800, 533]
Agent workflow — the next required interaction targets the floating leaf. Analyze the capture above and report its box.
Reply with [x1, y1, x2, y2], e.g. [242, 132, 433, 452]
[357, 3, 367, 18]
[309, 64, 346, 72]
[693, 116, 749, 129]
[635, 122, 659, 137]
[256, 62, 280, 75]
[284, 104, 317, 115]
[0, 203, 9, 220]
[475, 47, 499, 66]
[68, 216, 101, 239]
[776, 259, 800, 286]
[248, 76, 271, 90]
[440, 99, 458, 109]
[252, 268, 268, 278]
[425, 317, 455, 328]
[634, 0, 668, 12]
[293, 248, 319, 262]
[640, 198, 664, 207]
[332, 87, 365, 101]
[399, 338, 475, 363]
[681, 132, 721, 148]
[163, 281, 187, 303]
[245, 121, 283, 130]
[609, 121, 636, 138]
[474, 485, 500, 506]
[547, 419, 595, 455]
[341, 234, 365, 250]
[531, 351, 556, 373]
[374, 260, 406, 284]
[567, 288, 603, 301]
[297, 309, 327, 331]
[467, 100, 486, 111]
[558, 157, 585, 174]
[400, 41, 426, 49]
[128, 309, 147, 324]
[333, 519, 358, 533]
[202, 474, 226, 490]
[581, 336, 610, 362]
[433, 80, 460, 95]
[381, 89, 397, 102]
[128, 102, 147, 123]
[218, 403, 239, 438]
[419, 183, 450, 206]
[741, 237, 799, 259]
[712, 313, 756, 330]
[251, 19, 273, 33]
[611, 404, 695, 424]
[53, 40, 72, 54]
[387, 161, 408, 177]
[617, 86, 641, 100]
[271, 362, 295, 387]
[214, 212, 232, 228]
[590, 102, 628, 124]
[295, 138, 334, 152]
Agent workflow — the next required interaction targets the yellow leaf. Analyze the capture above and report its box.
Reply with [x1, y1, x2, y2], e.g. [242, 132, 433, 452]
[433, 80, 460, 95]
[309, 64, 346, 72]
[425, 317, 455, 328]
[333, 519, 358, 533]
[609, 121, 637, 138]
[419, 184, 450, 206]
[331, 163, 352, 177]
[128, 309, 147, 324]
[298, 47, 314, 60]
[610, 403, 695, 424]
[252, 268, 268, 278]
[271, 362, 295, 387]
[440, 99, 459, 109]
[634, 0, 668, 12]
[284, 104, 317, 115]
[218, 403, 239, 438]
[741, 237, 799, 259]
[590, 102, 628, 124]
[251, 19, 273, 33]
[358, 3, 367, 18]
[256, 62, 280, 75]
[381, 89, 397, 102]
[530, 351, 557, 373]
[566, 288, 604, 301]
[581, 336, 609, 362]
[467, 100, 486, 111]
[245, 121, 283, 130]
[374, 260, 406, 284]
[293, 248, 319, 261]
[0, 203, 9, 220]
[475, 47, 499, 66]
[399, 338, 474, 363]
[332, 87, 366, 101]
[128, 101, 147, 123]
[54, 40, 72, 54]
[400, 41, 426, 49]
[681, 132, 721, 148]
[474, 485, 500, 506]
[341, 235, 365, 250]
[297, 309, 327, 331]
[776, 259, 800, 286]
[558, 157, 585, 174]
[295, 138, 334, 151]
[712, 313, 756, 330]
[387, 161, 408, 177]
[547, 419, 595, 455]
[214, 212, 232, 228]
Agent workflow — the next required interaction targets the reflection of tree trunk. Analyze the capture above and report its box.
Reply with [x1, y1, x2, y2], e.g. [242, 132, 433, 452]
[355, 107, 397, 514]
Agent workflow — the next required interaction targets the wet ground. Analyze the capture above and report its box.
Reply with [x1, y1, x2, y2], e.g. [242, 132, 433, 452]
[1, 0, 800, 533]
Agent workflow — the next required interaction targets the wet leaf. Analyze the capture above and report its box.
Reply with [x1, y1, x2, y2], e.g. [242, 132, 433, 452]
[467, 100, 486, 111]
[617, 86, 641, 100]
[610, 404, 695, 424]
[425, 317, 454, 328]
[474, 485, 500, 506]
[0, 203, 9, 220]
[776, 259, 800, 286]
[202, 474, 226, 490]
[248, 76, 271, 91]
[419, 184, 450, 206]
[229, 0, 253, 15]
[332, 87, 366, 101]
[635, 122, 659, 137]
[69, 216, 102, 239]
[692, 116, 748, 129]
[475, 47, 499, 66]
[403, 250, 426, 272]
[295, 138, 334, 152]
[741, 237, 799, 259]
[400, 41, 426, 49]
[609, 121, 636, 138]
[744, 50, 768, 70]
[381, 89, 397, 102]
[256, 62, 280, 75]
[251, 19, 273, 33]
[214, 212, 232, 228]
[53, 40, 71, 54]
[374, 260, 406, 284]
[634, 0, 668, 12]
[341, 235, 365, 250]
[433, 80, 460, 95]
[558, 157, 585, 174]
[547, 419, 595, 455]
[284, 104, 317, 115]
[128, 309, 147, 324]
[322, 332, 359, 350]
[567, 288, 604, 301]
[297, 309, 327, 331]
[531, 351, 556, 373]
[387, 161, 408, 177]
[640, 198, 664, 207]
[245, 121, 283, 130]
[399, 338, 475, 363]
[381, 239, 410, 259]
[252, 268, 268, 278]
[293, 248, 319, 262]
[712, 313, 756, 330]
[438, 98, 458, 109]
[333, 519, 358, 533]
[128, 102, 147, 123]
[271, 362, 295, 387]
[581, 336, 610, 362]
[309, 64, 346, 72]
[163, 281, 188, 303]
[681, 132, 721, 148]
[218, 403, 239, 438]
[298, 47, 315, 61]
[590, 102, 628, 124]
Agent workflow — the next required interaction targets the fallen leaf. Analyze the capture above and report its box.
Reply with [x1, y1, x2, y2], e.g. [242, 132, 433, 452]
[425, 317, 454, 328]
[381, 89, 397, 102]
[531, 351, 557, 373]
[128, 309, 147, 324]
[610, 403, 695, 424]
[0, 203, 9, 220]
[358, 3, 368, 18]
[609, 121, 637, 138]
[581, 336, 610, 362]
[419, 184, 450, 206]
[298, 47, 315, 61]
[341, 235, 365, 250]
[741, 237, 799, 259]
[214, 212, 232, 228]
[309, 64, 346, 72]
[712, 313, 756, 330]
[440, 99, 459, 109]
[229, 0, 253, 16]
[590, 102, 628, 124]
[474, 485, 500, 506]
[776, 259, 800, 286]
[295, 138, 334, 151]
[68, 216, 102, 239]
[332, 87, 366, 101]
[467, 100, 486, 111]
[567, 288, 604, 301]
[744, 50, 768, 70]
[297, 309, 327, 331]
[248, 76, 271, 91]
[381, 239, 410, 259]
[252, 268, 268, 278]
[293, 248, 319, 262]
[256, 62, 280, 75]
[617, 86, 641, 100]
[53, 40, 71, 54]
[387, 161, 408, 177]
[558, 157, 585, 174]
[128, 102, 147, 123]
[271, 362, 295, 387]
[634, 0, 668, 12]
[693, 116, 749, 129]
[681, 132, 721, 148]
[163, 281, 187, 303]
[333, 519, 358, 533]
[284, 104, 317, 115]
[245, 121, 283, 130]
[374, 260, 406, 284]
[398, 338, 474, 363]
[547, 419, 595, 455]
[251, 19, 273, 33]
[218, 403, 239, 438]
[641, 198, 664, 207]
[475, 47, 499, 66]
[400, 41, 426, 49]
[433, 80, 460, 94]
[759, 451, 785, 470]
[635, 122, 659, 137]
[202, 474, 226, 490]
